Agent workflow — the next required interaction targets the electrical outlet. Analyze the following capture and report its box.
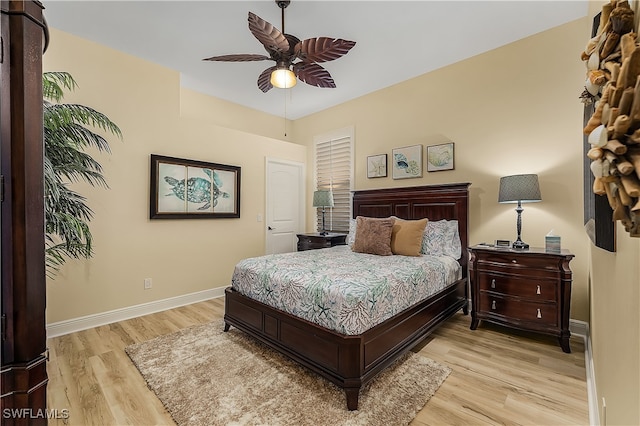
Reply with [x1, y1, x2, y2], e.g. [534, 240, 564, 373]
[144, 278, 152, 289]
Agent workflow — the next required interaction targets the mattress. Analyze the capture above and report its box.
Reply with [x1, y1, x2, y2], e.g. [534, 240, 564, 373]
[231, 245, 461, 335]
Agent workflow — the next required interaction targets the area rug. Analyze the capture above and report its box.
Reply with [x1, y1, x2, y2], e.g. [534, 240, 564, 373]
[125, 321, 451, 426]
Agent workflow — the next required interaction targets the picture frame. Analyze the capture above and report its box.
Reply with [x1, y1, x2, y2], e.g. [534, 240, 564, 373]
[426, 142, 455, 172]
[367, 154, 387, 178]
[150, 154, 241, 219]
[392, 144, 422, 179]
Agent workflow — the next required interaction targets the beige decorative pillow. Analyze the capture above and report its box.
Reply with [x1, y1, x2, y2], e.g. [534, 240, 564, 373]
[391, 218, 428, 256]
[351, 216, 395, 256]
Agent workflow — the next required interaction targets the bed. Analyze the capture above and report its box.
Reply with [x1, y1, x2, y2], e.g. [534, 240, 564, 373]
[223, 183, 470, 410]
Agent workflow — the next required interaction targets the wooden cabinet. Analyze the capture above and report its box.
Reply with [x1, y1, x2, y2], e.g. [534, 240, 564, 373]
[1, 1, 49, 421]
[296, 233, 347, 251]
[468, 245, 574, 353]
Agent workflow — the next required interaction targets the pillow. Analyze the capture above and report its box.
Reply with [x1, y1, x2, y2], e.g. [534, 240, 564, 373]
[346, 218, 357, 246]
[421, 219, 461, 258]
[391, 218, 428, 256]
[351, 216, 395, 256]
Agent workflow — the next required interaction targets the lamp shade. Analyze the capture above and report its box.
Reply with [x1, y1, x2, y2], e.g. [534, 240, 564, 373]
[313, 190, 334, 208]
[498, 174, 542, 204]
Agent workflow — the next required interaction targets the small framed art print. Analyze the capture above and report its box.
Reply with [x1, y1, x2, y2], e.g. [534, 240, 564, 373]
[392, 145, 422, 179]
[367, 154, 387, 178]
[426, 142, 455, 172]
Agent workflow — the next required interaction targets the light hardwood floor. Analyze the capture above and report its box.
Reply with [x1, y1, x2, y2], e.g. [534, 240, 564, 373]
[46, 298, 589, 425]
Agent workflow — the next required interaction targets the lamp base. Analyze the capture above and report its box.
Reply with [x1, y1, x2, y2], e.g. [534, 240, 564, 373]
[512, 239, 529, 250]
[319, 230, 329, 236]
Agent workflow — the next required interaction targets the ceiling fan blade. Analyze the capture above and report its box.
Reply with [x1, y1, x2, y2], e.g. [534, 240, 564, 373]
[295, 37, 356, 63]
[257, 66, 276, 93]
[203, 54, 271, 62]
[248, 12, 289, 54]
[293, 62, 336, 88]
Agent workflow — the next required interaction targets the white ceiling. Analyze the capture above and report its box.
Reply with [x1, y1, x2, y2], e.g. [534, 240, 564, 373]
[43, 1, 588, 120]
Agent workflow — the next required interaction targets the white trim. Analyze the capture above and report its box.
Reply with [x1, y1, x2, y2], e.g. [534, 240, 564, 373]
[570, 319, 599, 426]
[46, 287, 225, 338]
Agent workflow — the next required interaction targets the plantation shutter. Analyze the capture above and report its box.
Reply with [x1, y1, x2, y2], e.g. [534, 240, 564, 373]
[315, 134, 352, 233]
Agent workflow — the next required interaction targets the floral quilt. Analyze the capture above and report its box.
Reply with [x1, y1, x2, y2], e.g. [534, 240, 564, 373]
[231, 245, 461, 335]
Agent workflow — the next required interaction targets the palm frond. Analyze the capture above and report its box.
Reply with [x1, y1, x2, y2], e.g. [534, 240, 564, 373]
[43, 72, 77, 102]
[43, 71, 120, 277]
[44, 103, 121, 143]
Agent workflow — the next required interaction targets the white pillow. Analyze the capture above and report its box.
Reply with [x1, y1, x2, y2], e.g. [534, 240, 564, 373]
[420, 219, 461, 259]
[346, 218, 357, 246]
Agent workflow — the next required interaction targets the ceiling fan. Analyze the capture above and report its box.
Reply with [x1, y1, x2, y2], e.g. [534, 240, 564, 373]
[203, 0, 356, 92]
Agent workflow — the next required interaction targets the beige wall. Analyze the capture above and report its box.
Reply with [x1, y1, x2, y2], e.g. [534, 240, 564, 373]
[294, 17, 592, 321]
[43, 29, 306, 323]
[590, 231, 640, 425]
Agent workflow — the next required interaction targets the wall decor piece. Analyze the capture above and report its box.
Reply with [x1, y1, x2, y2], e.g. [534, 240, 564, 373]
[392, 145, 422, 179]
[580, 11, 616, 250]
[580, 3, 640, 240]
[150, 154, 240, 219]
[427, 142, 455, 172]
[367, 154, 387, 178]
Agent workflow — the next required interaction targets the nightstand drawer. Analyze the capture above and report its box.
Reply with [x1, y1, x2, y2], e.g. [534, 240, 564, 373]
[478, 294, 558, 326]
[477, 252, 560, 276]
[296, 233, 347, 251]
[478, 272, 557, 302]
[298, 236, 331, 248]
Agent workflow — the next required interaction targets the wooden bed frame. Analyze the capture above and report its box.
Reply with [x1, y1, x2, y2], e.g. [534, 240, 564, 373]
[224, 183, 470, 410]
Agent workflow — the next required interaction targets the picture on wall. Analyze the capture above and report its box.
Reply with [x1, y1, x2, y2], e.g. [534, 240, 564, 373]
[427, 142, 455, 172]
[150, 154, 241, 219]
[367, 154, 387, 178]
[392, 144, 422, 179]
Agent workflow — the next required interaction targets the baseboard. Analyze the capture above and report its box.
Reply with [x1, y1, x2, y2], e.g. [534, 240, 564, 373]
[570, 319, 599, 426]
[46, 287, 226, 338]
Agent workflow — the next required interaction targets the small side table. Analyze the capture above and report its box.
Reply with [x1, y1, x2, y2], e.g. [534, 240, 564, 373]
[468, 245, 575, 353]
[296, 233, 347, 251]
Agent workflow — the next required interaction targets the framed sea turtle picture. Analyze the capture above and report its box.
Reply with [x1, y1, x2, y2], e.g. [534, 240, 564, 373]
[150, 154, 241, 219]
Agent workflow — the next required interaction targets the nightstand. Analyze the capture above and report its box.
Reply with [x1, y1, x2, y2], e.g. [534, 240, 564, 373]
[468, 245, 575, 353]
[296, 233, 347, 251]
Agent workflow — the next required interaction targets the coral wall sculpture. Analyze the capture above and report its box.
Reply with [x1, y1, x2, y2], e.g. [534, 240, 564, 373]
[581, 0, 640, 237]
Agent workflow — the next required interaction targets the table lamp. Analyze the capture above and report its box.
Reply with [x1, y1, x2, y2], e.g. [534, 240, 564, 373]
[498, 174, 541, 249]
[313, 190, 334, 235]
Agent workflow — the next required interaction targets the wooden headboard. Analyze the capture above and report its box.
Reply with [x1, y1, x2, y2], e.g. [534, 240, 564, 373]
[352, 183, 470, 276]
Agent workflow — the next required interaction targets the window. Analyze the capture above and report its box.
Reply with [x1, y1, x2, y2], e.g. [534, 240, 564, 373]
[314, 128, 353, 233]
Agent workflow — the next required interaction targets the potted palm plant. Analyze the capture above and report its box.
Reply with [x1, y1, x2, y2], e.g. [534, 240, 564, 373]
[43, 71, 121, 276]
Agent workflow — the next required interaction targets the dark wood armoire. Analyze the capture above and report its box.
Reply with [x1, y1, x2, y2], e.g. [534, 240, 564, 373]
[0, 1, 48, 424]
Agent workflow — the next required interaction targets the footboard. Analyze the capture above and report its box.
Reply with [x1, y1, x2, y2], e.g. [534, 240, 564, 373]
[224, 278, 467, 410]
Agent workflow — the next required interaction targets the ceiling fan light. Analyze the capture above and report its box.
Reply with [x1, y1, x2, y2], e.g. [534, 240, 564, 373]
[270, 68, 297, 89]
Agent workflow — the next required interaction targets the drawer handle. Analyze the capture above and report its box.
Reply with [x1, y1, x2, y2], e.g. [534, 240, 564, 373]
[491, 279, 496, 289]
[537, 308, 542, 319]
[536, 285, 541, 295]
[511, 259, 517, 264]
[491, 300, 496, 310]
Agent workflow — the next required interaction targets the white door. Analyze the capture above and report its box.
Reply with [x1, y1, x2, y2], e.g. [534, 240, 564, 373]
[266, 158, 304, 254]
